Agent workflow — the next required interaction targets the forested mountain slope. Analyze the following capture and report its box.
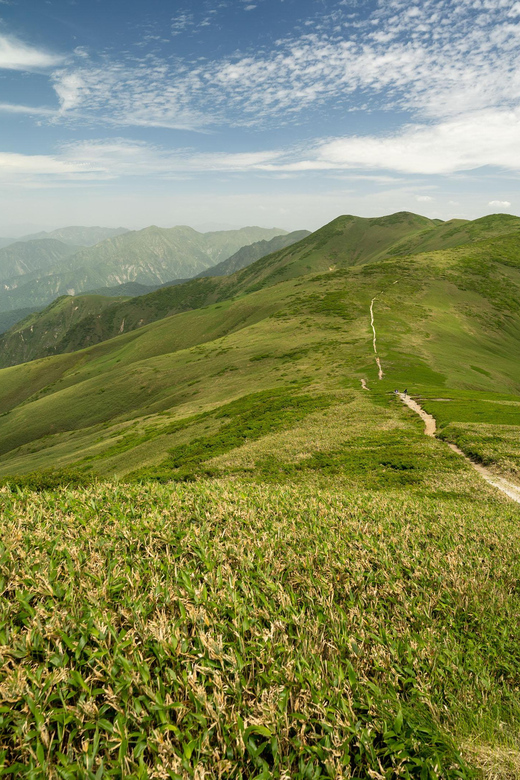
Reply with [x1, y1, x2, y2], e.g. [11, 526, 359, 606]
[0, 239, 79, 282]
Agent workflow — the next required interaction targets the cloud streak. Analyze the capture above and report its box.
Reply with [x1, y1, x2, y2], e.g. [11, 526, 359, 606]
[307, 109, 520, 175]
[5, 105, 520, 190]
[0, 33, 64, 71]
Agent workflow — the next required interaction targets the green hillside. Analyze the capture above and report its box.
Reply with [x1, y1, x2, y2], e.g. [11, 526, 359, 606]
[0, 306, 40, 335]
[0, 213, 457, 365]
[83, 281, 160, 297]
[0, 225, 288, 313]
[2, 212, 520, 777]
[0, 294, 128, 365]
[3, 211, 520, 369]
[0, 238, 79, 282]
[0, 231, 310, 366]
[386, 213, 520, 256]
[0, 213, 520, 476]
[196, 229, 311, 277]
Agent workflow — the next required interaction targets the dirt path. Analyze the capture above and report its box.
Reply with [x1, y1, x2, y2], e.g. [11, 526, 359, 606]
[370, 297, 384, 380]
[400, 393, 520, 504]
[367, 296, 520, 503]
[400, 393, 436, 436]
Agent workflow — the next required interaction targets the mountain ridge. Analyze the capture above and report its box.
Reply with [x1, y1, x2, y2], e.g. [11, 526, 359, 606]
[1, 211, 519, 368]
[0, 225, 289, 313]
[1, 209, 520, 479]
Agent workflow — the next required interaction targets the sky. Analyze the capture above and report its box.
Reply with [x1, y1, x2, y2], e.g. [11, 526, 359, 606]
[0, 0, 519, 234]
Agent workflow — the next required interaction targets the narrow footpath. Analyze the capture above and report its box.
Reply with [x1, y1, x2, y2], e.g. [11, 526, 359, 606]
[367, 297, 520, 504]
[400, 392, 520, 504]
[370, 297, 384, 380]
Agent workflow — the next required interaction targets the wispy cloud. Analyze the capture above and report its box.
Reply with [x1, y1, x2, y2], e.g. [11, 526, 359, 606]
[0, 32, 64, 71]
[0, 139, 285, 187]
[5, 0, 520, 184]
[303, 109, 520, 175]
[4, 103, 520, 190]
[46, 0, 520, 132]
[171, 12, 194, 36]
[0, 103, 56, 116]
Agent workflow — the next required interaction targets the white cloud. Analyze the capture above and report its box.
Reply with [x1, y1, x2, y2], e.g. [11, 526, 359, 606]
[0, 139, 286, 187]
[5, 105, 520, 190]
[0, 103, 56, 116]
[305, 109, 520, 175]
[417, 195, 434, 202]
[53, 72, 86, 113]
[488, 199, 512, 207]
[45, 0, 520, 130]
[0, 150, 106, 186]
[0, 33, 63, 71]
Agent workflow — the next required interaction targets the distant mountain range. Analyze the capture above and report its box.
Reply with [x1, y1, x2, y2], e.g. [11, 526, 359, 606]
[2, 212, 520, 369]
[0, 239, 80, 282]
[84, 230, 311, 297]
[195, 230, 311, 277]
[0, 225, 288, 313]
[0, 229, 311, 360]
[0, 226, 129, 248]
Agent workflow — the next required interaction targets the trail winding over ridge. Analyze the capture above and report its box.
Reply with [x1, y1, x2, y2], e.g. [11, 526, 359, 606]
[367, 297, 520, 504]
[400, 393, 520, 504]
[370, 297, 384, 380]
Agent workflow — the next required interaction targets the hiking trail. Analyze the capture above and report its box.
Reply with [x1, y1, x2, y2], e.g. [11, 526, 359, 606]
[368, 297, 520, 504]
[400, 393, 520, 504]
[370, 297, 384, 380]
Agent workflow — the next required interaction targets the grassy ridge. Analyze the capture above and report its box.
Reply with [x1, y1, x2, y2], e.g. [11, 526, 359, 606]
[1, 476, 520, 778]
[2, 213, 520, 777]
[2, 235, 520, 475]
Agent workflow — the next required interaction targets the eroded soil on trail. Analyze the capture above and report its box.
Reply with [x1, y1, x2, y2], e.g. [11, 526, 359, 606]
[401, 393, 520, 504]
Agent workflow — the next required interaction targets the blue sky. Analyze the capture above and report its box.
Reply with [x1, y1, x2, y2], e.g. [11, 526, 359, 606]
[0, 0, 519, 233]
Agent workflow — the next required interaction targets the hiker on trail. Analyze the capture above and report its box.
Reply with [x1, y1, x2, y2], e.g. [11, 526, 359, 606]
[404, 388, 407, 396]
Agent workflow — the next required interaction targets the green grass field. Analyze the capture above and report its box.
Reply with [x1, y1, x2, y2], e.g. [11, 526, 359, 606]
[2, 472, 520, 779]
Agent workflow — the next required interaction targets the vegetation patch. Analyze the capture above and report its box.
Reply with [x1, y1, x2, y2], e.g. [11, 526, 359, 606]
[132, 387, 333, 482]
[0, 467, 93, 492]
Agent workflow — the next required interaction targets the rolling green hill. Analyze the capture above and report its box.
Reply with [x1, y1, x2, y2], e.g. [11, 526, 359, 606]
[0, 211, 519, 476]
[0, 225, 288, 313]
[0, 230, 311, 365]
[0, 294, 129, 365]
[385, 212, 520, 256]
[2, 211, 520, 369]
[2, 211, 520, 778]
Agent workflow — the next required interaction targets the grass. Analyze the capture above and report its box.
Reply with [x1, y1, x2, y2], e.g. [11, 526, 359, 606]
[1, 476, 520, 778]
